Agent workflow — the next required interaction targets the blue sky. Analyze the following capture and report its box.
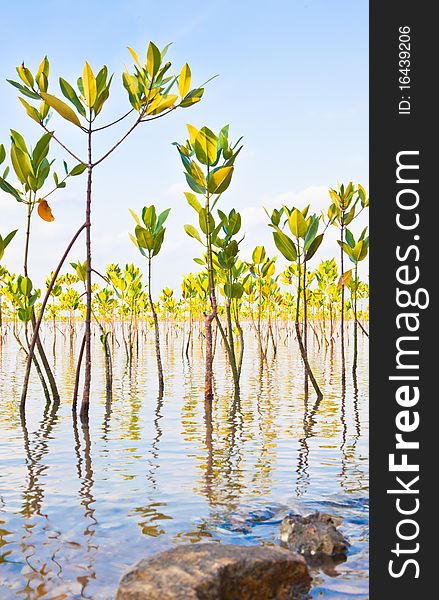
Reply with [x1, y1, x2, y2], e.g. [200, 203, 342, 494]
[0, 0, 368, 292]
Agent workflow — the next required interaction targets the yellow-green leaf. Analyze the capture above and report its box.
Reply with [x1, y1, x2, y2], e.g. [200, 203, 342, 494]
[83, 62, 97, 108]
[127, 46, 141, 66]
[178, 63, 191, 98]
[252, 245, 266, 264]
[147, 42, 161, 78]
[40, 92, 82, 127]
[194, 127, 218, 166]
[18, 97, 40, 124]
[207, 166, 234, 194]
[129, 208, 141, 226]
[11, 144, 33, 184]
[288, 208, 307, 239]
[146, 94, 178, 115]
[186, 124, 199, 146]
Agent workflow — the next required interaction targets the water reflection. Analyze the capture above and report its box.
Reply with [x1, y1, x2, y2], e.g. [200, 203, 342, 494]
[0, 325, 368, 599]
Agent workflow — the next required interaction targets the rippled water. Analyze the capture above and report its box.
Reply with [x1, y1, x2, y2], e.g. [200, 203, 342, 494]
[0, 324, 368, 599]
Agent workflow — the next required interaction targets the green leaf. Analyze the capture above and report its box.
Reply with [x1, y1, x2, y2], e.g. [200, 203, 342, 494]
[199, 208, 215, 235]
[40, 92, 82, 127]
[0, 145, 5, 164]
[304, 233, 323, 261]
[32, 132, 52, 169]
[273, 231, 297, 262]
[69, 163, 87, 176]
[93, 87, 109, 115]
[303, 216, 319, 251]
[11, 144, 33, 184]
[147, 42, 161, 78]
[0, 177, 22, 200]
[228, 211, 241, 235]
[152, 227, 165, 256]
[135, 225, 154, 250]
[184, 224, 202, 243]
[7, 79, 41, 100]
[224, 282, 244, 299]
[10, 130, 28, 154]
[19, 276, 33, 296]
[180, 88, 204, 108]
[351, 240, 369, 262]
[142, 205, 156, 229]
[345, 229, 355, 248]
[59, 77, 86, 117]
[185, 172, 206, 194]
[3, 229, 17, 249]
[156, 208, 171, 231]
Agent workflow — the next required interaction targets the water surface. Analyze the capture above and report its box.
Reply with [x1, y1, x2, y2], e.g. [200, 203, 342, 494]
[0, 325, 368, 599]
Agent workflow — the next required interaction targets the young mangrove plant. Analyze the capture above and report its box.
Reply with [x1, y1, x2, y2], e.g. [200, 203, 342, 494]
[338, 226, 369, 372]
[268, 205, 324, 398]
[0, 130, 84, 406]
[175, 124, 243, 399]
[130, 205, 170, 395]
[327, 183, 369, 380]
[9, 44, 205, 419]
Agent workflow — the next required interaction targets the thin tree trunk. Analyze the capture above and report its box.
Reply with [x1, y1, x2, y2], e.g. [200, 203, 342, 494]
[148, 256, 164, 395]
[340, 219, 346, 382]
[80, 126, 93, 422]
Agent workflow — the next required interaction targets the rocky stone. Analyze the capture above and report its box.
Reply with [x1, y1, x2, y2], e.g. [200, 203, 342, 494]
[280, 512, 349, 559]
[116, 542, 311, 600]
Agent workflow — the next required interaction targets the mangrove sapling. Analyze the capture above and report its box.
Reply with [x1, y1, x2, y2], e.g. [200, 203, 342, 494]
[71, 259, 114, 401]
[338, 227, 369, 372]
[130, 205, 170, 394]
[269, 206, 324, 398]
[176, 124, 243, 400]
[217, 209, 246, 383]
[249, 246, 276, 363]
[0, 131, 85, 403]
[10, 44, 205, 420]
[327, 183, 369, 381]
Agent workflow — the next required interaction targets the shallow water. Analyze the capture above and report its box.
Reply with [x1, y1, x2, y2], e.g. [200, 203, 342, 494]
[0, 324, 368, 599]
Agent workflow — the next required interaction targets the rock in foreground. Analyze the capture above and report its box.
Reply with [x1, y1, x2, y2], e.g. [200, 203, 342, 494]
[280, 512, 349, 558]
[116, 543, 311, 600]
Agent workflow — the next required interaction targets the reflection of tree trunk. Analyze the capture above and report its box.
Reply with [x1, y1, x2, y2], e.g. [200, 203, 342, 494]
[20, 399, 60, 518]
[296, 381, 322, 497]
[146, 391, 164, 489]
[73, 416, 98, 598]
[353, 264, 358, 374]
[352, 366, 361, 439]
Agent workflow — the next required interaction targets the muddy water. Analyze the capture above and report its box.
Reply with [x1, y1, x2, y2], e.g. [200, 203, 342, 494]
[0, 324, 368, 599]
